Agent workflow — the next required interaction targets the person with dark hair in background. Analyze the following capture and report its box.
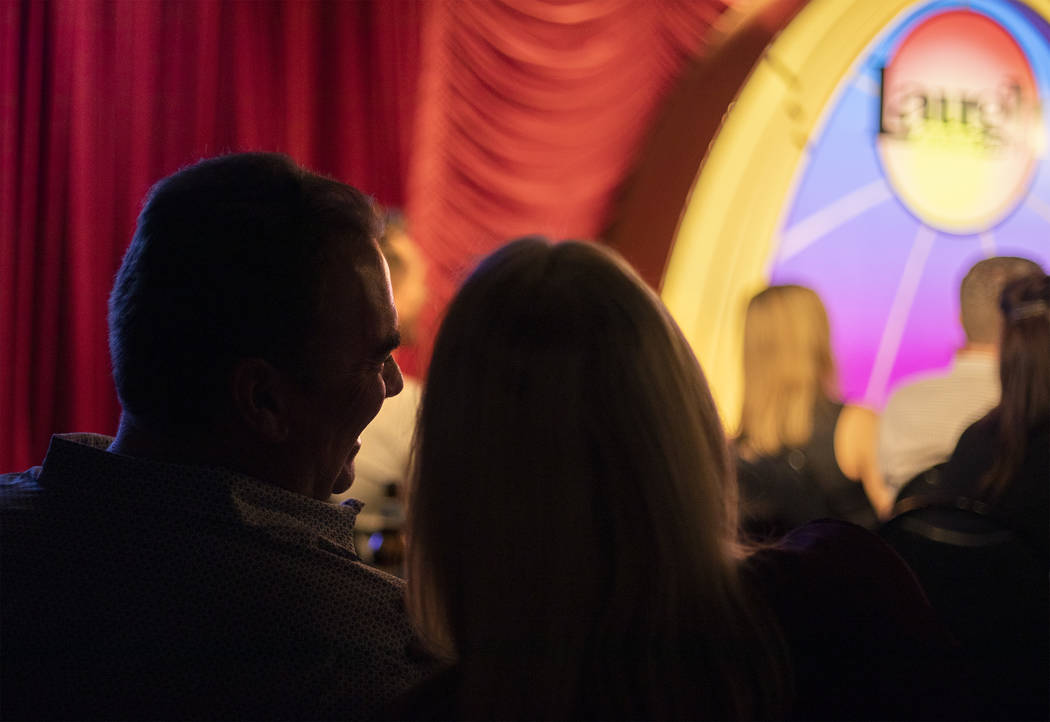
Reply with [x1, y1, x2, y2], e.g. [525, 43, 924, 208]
[396, 237, 965, 721]
[0, 153, 432, 720]
[878, 256, 1043, 501]
[892, 270, 1049, 720]
[941, 271, 1050, 558]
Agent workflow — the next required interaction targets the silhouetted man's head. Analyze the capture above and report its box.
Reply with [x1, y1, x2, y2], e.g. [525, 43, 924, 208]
[109, 153, 403, 498]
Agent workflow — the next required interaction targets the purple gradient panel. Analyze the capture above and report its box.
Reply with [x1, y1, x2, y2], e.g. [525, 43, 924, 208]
[771, 0, 1050, 412]
[782, 80, 883, 227]
[1024, 140, 1050, 197]
[771, 198, 918, 403]
[991, 201, 1050, 268]
[1008, 161, 1050, 268]
[880, 235, 985, 399]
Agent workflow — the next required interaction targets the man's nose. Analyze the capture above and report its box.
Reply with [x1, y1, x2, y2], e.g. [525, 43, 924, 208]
[383, 357, 404, 398]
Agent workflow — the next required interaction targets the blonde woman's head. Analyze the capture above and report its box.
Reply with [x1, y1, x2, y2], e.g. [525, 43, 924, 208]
[406, 238, 782, 718]
[739, 285, 837, 456]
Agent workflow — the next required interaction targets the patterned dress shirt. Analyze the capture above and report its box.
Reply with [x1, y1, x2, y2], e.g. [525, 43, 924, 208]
[1, 433, 433, 720]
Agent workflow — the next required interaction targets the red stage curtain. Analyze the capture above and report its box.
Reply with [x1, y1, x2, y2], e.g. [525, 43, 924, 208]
[3, 0, 731, 472]
[1, 0, 422, 470]
[407, 0, 729, 366]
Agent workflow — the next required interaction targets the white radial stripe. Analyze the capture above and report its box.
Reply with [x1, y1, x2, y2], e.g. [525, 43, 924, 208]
[776, 179, 894, 266]
[864, 225, 938, 405]
[1024, 195, 1050, 226]
[980, 230, 996, 257]
[853, 72, 880, 98]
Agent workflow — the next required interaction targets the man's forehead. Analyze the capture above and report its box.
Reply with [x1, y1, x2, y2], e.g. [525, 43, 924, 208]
[318, 239, 385, 298]
[319, 241, 398, 344]
[352, 243, 396, 309]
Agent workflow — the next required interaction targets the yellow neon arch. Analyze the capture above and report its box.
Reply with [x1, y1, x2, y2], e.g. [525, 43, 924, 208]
[661, 0, 1050, 431]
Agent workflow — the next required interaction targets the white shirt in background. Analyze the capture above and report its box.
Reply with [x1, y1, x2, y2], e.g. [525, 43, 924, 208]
[878, 352, 1000, 498]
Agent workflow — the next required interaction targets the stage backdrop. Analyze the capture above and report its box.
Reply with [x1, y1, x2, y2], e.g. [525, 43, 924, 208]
[1, 0, 732, 470]
[661, 0, 1050, 428]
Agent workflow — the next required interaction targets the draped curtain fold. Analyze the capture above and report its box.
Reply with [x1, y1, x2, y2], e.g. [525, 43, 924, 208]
[1, 0, 422, 470]
[407, 0, 729, 363]
[3, 0, 731, 471]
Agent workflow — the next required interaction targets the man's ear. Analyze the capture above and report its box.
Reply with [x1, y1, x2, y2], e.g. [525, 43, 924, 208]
[231, 357, 290, 442]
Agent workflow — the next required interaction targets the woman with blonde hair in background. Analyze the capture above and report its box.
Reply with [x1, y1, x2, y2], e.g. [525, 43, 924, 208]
[394, 238, 962, 721]
[735, 285, 892, 540]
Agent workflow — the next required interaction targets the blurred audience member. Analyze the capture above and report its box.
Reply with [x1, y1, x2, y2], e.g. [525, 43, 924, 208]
[885, 270, 1048, 720]
[332, 211, 428, 541]
[0, 153, 431, 720]
[735, 285, 888, 537]
[878, 256, 1042, 499]
[396, 238, 963, 721]
[940, 270, 1049, 559]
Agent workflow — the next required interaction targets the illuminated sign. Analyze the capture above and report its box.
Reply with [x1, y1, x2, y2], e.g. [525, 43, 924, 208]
[663, 0, 1050, 420]
[769, 0, 1050, 406]
[877, 10, 1044, 234]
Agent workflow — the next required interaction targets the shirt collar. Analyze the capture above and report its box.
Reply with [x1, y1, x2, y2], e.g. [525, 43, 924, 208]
[40, 433, 360, 555]
[952, 350, 998, 372]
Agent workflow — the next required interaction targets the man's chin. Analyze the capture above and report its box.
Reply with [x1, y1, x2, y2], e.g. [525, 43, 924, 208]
[331, 460, 355, 497]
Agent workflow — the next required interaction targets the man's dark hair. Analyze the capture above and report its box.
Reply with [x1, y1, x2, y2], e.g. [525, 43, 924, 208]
[109, 152, 380, 428]
[959, 256, 1042, 344]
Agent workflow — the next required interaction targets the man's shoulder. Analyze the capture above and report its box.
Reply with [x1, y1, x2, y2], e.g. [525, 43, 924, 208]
[1, 436, 431, 721]
[885, 368, 956, 406]
[0, 465, 43, 488]
[884, 358, 995, 416]
[2, 433, 112, 493]
[1, 433, 110, 489]
[0, 466, 45, 519]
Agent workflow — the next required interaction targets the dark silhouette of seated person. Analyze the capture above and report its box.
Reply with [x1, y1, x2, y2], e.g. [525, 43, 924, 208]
[395, 238, 965, 721]
[0, 153, 432, 720]
[940, 271, 1049, 560]
[878, 256, 1042, 501]
[883, 270, 1048, 720]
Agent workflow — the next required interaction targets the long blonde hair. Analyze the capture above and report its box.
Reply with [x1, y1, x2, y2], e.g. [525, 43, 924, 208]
[739, 285, 837, 456]
[408, 238, 786, 719]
